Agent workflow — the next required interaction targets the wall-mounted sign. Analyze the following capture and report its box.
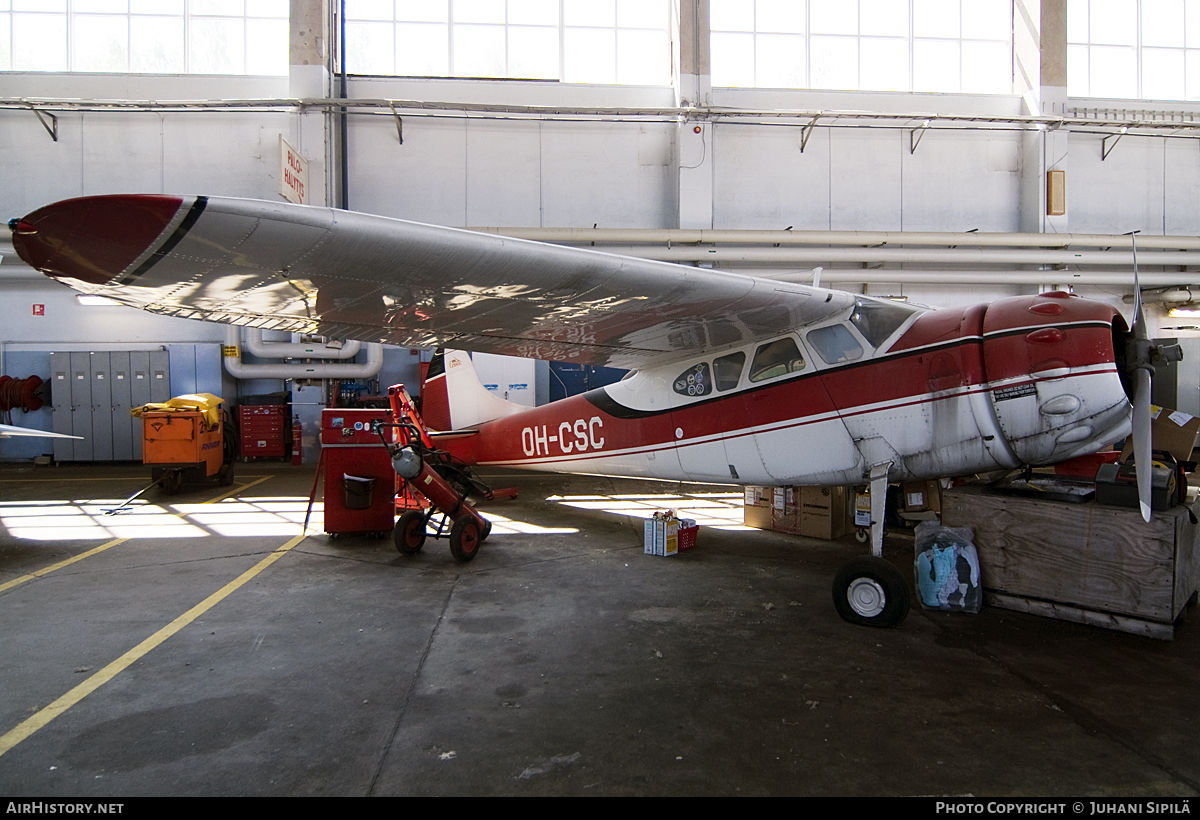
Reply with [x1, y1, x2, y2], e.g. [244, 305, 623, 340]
[279, 135, 308, 205]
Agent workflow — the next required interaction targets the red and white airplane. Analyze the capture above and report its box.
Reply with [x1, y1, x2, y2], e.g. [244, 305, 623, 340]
[9, 194, 1164, 627]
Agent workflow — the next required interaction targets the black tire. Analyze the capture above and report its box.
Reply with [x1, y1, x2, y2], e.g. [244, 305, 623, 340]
[449, 516, 482, 563]
[217, 461, 235, 487]
[394, 510, 427, 555]
[480, 518, 492, 542]
[832, 556, 910, 628]
[161, 470, 182, 495]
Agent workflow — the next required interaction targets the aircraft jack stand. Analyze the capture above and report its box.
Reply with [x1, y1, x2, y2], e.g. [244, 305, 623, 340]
[831, 462, 911, 628]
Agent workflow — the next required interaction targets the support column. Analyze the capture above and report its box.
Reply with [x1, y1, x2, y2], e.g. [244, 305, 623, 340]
[676, 0, 714, 230]
[289, 0, 333, 207]
[1017, 0, 1069, 235]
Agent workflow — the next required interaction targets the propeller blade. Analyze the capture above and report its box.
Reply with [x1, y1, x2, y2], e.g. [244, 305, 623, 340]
[1132, 367, 1153, 522]
[1130, 231, 1147, 342]
[1125, 231, 1154, 522]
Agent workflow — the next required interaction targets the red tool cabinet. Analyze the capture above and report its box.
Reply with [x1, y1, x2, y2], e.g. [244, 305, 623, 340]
[239, 404, 289, 458]
[319, 408, 395, 537]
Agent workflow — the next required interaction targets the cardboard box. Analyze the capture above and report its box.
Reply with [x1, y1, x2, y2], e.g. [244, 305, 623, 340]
[744, 485, 852, 539]
[902, 480, 942, 514]
[744, 486, 773, 529]
[644, 518, 679, 556]
[798, 486, 852, 540]
[771, 486, 802, 534]
[1120, 405, 1200, 463]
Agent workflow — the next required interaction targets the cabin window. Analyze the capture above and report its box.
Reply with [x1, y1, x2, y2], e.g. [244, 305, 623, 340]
[673, 362, 712, 397]
[807, 324, 864, 365]
[749, 337, 806, 383]
[713, 351, 746, 391]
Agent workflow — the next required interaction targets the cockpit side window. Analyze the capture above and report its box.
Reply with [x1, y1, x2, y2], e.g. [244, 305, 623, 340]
[807, 324, 864, 365]
[749, 337, 806, 383]
[713, 351, 746, 391]
[673, 362, 712, 397]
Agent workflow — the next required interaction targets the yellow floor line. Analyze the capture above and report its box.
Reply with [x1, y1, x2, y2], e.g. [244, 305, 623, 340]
[0, 538, 129, 595]
[0, 475, 278, 594]
[0, 531, 308, 759]
[202, 475, 273, 504]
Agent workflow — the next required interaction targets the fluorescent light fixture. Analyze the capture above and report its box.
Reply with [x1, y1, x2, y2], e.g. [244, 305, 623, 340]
[76, 294, 121, 306]
[1167, 307, 1200, 318]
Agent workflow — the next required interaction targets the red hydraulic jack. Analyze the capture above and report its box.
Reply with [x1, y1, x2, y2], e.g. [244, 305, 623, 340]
[373, 384, 494, 563]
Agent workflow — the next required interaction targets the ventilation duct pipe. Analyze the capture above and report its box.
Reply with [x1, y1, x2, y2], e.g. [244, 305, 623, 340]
[223, 326, 383, 379]
[240, 328, 361, 359]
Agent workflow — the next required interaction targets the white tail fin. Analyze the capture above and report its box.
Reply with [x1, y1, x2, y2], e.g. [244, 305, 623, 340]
[421, 349, 529, 431]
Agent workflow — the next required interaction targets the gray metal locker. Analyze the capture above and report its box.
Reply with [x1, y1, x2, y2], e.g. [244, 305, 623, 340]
[110, 352, 134, 461]
[89, 352, 114, 462]
[49, 350, 170, 462]
[69, 352, 93, 461]
[50, 352, 74, 462]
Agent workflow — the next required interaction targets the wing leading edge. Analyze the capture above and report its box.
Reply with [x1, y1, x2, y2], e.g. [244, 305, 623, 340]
[13, 195, 855, 369]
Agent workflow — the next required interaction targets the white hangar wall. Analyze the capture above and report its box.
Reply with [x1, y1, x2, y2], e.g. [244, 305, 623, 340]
[4, 71, 1199, 270]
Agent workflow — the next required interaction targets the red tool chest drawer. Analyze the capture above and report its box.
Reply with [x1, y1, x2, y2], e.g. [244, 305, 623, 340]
[239, 404, 288, 457]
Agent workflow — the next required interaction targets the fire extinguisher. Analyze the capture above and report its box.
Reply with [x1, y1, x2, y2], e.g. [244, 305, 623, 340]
[291, 418, 303, 465]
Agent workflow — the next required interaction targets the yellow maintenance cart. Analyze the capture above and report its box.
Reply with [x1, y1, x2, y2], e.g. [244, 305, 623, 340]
[133, 393, 236, 494]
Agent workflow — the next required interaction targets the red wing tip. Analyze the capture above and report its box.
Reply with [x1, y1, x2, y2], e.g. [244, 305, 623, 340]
[12, 195, 187, 285]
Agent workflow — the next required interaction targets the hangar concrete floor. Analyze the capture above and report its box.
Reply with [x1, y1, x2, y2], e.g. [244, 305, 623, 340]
[0, 462, 1198, 797]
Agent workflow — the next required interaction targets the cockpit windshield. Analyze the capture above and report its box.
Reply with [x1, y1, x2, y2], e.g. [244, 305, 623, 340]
[848, 297, 924, 349]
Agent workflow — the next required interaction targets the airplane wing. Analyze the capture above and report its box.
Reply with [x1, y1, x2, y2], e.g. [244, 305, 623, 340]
[12, 195, 855, 369]
[0, 424, 81, 440]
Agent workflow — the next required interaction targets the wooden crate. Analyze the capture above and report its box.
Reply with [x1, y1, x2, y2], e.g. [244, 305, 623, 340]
[942, 484, 1200, 639]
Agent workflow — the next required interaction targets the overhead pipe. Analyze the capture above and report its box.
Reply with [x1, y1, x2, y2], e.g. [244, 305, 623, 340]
[760, 269, 1200, 287]
[472, 227, 1200, 251]
[551, 245, 1200, 267]
[240, 327, 361, 359]
[223, 326, 382, 379]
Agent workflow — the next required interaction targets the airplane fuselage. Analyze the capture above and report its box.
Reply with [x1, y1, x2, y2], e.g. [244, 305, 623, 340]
[444, 292, 1132, 486]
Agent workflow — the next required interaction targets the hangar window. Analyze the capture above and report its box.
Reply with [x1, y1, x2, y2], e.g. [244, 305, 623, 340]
[1068, 0, 1200, 101]
[0, 1, 289, 74]
[749, 337, 806, 383]
[710, 0, 1013, 94]
[346, 0, 672, 85]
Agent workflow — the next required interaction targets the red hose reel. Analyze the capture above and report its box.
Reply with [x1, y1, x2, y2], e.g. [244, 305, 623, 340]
[0, 375, 46, 413]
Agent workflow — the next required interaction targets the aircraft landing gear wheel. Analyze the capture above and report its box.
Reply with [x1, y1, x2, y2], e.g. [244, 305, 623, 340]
[449, 516, 481, 563]
[394, 510, 427, 555]
[832, 556, 909, 628]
